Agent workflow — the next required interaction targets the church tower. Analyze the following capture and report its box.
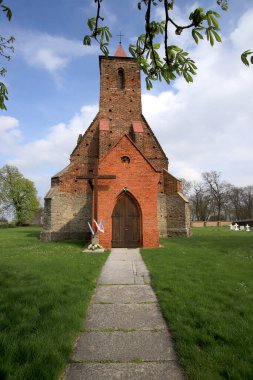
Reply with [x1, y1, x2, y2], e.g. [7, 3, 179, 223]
[41, 44, 191, 247]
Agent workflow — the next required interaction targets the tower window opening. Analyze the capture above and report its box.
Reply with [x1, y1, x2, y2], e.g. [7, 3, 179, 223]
[118, 68, 125, 89]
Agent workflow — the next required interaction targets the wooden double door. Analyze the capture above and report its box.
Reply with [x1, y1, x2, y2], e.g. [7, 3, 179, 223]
[112, 193, 141, 248]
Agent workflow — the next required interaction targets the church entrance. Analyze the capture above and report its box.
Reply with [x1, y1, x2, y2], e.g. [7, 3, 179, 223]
[112, 192, 141, 248]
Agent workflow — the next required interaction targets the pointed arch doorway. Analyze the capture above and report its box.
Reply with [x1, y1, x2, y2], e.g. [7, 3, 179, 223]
[112, 192, 142, 248]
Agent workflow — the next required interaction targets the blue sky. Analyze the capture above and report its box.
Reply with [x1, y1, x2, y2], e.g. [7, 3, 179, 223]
[1, 0, 253, 201]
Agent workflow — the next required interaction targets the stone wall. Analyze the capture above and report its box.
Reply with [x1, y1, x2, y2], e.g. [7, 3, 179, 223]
[166, 193, 191, 237]
[157, 193, 167, 237]
[41, 187, 92, 241]
[157, 192, 191, 238]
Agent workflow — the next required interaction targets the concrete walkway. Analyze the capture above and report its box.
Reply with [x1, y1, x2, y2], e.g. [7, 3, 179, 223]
[65, 248, 185, 380]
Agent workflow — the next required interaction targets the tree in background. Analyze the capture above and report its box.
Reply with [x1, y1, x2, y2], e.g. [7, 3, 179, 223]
[179, 177, 192, 198]
[191, 182, 211, 221]
[187, 171, 253, 221]
[84, 0, 252, 90]
[0, 165, 40, 225]
[0, 1, 14, 110]
[227, 185, 253, 220]
[202, 171, 229, 220]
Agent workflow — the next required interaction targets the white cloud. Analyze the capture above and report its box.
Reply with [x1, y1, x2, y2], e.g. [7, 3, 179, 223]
[4, 105, 98, 197]
[0, 116, 22, 154]
[231, 8, 253, 48]
[2, 6, 253, 199]
[32, 48, 68, 72]
[16, 29, 99, 74]
[142, 7, 253, 186]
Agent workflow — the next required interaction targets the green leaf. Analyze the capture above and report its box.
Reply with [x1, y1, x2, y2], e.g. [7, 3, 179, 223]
[83, 35, 91, 46]
[129, 45, 136, 58]
[137, 2, 141, 10]
[195, 30, 204, 40]
[212, 11, 221, 18]
[192, 30, 198, 44]
[175, 27, 183, 35]
[188, 74, 193, 82]
[189, 66, 197, 75]
[170, 45, 182, 52]
[241, 54, 249, 66]
[1, 5, 12, 21]
[183, 72, 189, 82]
[206, 28, 210, 42]
[0, 81, 8, 110]
[209, 32, 214, 46]
[206, 14, 212, 28]
[153, 43, 160, 50]
[145, 77, 153, 90]
[210, 14, 219, 29]
[212, 30, 222, 42]
[189, 62, 197, 70]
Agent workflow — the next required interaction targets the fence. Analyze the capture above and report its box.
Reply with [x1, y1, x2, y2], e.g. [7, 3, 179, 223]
[191, 221, 232, 228]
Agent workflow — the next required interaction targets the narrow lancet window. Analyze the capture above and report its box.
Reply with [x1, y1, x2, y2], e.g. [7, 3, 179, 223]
[118, 68, 125, 89]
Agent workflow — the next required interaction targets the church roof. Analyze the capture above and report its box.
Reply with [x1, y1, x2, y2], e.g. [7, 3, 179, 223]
[114, 43, 127, 57]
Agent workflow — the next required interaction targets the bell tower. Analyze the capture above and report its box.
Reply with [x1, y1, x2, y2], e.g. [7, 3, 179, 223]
[99, 44, 142, 122]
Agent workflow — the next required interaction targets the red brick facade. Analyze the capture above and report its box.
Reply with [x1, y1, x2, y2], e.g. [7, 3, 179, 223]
[98, 135, 160, 248]
[41, 45, 191, 246]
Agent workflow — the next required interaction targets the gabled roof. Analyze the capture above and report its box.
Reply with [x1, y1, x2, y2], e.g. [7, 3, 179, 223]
[114, 43, 127, 57]
[99, 133, 160, 173]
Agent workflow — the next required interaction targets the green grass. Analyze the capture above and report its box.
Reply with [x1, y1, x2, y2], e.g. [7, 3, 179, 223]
[141, 227, 253, 380]
[0, 227, 108, 380]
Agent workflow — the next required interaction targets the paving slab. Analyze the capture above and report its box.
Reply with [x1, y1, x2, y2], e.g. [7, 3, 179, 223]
[98, 249, 150, 285]
[65, 362, 184, 380]
[98, 261, 135, 284]
[73, 331, 176, 362]
[64, 248, 185, 380]
[91, 285, 156, 303]
[85, 303, 167, 330]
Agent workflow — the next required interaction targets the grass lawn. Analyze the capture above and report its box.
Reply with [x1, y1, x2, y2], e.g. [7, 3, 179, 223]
[0, 227, 108, 380]
[142, 227, 253, 380]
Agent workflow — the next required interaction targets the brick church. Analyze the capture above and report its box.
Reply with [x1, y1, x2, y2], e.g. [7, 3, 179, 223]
[41, 43, 191, 248]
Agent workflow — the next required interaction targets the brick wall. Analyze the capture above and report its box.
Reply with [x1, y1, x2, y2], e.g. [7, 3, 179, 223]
[97, 135, 160, 248]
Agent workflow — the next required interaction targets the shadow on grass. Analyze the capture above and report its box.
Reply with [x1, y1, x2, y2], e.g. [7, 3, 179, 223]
[41, 239, 86, 249]
[8, 228, 41, 239]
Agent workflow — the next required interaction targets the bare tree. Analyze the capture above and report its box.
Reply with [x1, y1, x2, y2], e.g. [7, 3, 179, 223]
[202, 171, 229, 220]
[190, 182, 210, 221]
[179, 178, 192, 198]
[241, 186, 253, 219]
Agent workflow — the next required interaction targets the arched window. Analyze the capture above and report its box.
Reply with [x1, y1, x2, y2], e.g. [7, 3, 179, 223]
[118, 68, 125, 89]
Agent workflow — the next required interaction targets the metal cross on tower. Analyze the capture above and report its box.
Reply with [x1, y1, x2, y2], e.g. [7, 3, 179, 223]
[116, 32, 124, 44]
